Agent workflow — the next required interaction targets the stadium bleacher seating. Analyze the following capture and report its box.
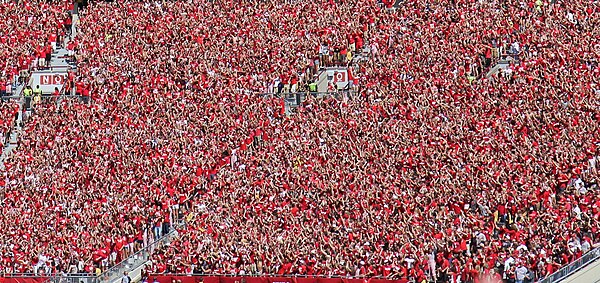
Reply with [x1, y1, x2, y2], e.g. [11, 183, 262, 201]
[0, 0, 599, 283]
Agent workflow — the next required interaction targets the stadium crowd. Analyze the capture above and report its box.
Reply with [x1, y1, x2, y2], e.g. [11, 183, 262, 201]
[0, 101, 18, 147]
[0, 0, 71, 80]
[0, 0, 599, 283]
[0, 0, 72, 151]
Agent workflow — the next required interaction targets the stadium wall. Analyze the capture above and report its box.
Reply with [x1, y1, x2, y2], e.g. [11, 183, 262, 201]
[0, 276, 410, 283]
[0, 278, 48, 283]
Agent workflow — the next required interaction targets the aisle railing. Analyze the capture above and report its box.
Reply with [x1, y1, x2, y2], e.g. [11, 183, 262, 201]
[98, 225, 182, 283]
[538, 246, 600, 283]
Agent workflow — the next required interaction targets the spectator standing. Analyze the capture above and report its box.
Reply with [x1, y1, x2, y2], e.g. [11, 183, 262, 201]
[23, 85, 32, 109]
[515, 262, 529, 283]
[121, 271, 131, 283]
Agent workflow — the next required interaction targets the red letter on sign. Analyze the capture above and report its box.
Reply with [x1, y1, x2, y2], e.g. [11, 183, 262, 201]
[41, 75, 51, 85]
[54, 75, 63, 85]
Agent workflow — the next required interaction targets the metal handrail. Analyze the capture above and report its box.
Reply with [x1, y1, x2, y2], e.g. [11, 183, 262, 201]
[16, 75, 31, 99]
[258, 90, 356, 97]
[60, 74, 72, 96]
[99, 226, 181, 282]
[2, 94, 81, 99]
[40, 221, 184, 283]
[0, 274, 63, 277]
[40, 275, 98, 283]
[538, 246, 600, 283]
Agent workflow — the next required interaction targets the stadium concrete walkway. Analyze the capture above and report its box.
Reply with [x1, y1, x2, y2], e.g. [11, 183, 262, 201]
[0, 89, 22, 170]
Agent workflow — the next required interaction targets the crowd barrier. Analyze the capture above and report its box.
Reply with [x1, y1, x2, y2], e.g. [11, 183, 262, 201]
[538, 246, 600, 283]
[0, 277, 49, 283]
[146, 276, 409, 283]
[0, 276, 410, 283]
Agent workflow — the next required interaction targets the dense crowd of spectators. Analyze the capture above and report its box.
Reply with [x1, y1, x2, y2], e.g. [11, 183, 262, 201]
[0, 0, 599, 283]
[0, 0, 71, 155]
[0, 0, 71, 83]
[0, 101, 18, 147]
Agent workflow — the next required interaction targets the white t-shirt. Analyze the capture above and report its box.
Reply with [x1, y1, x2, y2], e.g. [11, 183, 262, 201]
[504, 256, 515, 272]
[573, 178, 585, 192]
[405, 257, 415, 269]
[37, 254, 48, 267]
[515, 266, 528, 280]
[582, 241, 591, 253]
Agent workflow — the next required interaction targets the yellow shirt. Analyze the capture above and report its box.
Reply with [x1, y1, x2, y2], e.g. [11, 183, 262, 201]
[185, 212, 195, 222]
[467, 75, 476, 84]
